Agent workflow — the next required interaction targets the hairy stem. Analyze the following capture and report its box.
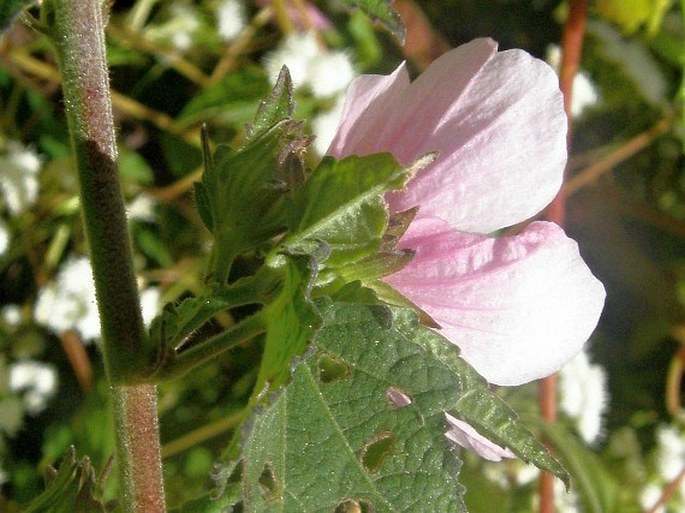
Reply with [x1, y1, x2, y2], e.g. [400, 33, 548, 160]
[49, 0, 166, 511]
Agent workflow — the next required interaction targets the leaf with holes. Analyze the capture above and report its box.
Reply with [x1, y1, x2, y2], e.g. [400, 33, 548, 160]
[392, 307, 570, 485]
[218, 301, 467, 512]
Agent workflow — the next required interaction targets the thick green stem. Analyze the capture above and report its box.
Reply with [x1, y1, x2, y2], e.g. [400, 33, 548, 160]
[49, 1, 166, 511]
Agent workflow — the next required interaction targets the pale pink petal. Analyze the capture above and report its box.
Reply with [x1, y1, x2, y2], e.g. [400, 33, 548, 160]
[444, 413, 515, 461]
[328, 38, 567, 233]
[385, 218, 606, 386]
[327, 64, 410, 158]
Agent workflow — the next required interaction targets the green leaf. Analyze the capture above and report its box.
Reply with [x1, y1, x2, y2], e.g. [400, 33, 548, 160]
[0, 0, 37, 32]
[221, 301, 466, 512]
[392, 308, 570, 486]
[169, 491, 240, 513]
[282, 153, 416, 269]
[338, 0, 406, 44]
[149, 295, 232, 357]
[246, 66, 294, 142]
[202, 122, 305, 283]
[254, 254, 322, 395]
[22, 447, 110, 513]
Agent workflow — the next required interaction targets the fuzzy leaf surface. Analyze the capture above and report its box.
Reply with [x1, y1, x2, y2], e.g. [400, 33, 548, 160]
[224, 301, 467, 512]
[393, 309, 570, 485]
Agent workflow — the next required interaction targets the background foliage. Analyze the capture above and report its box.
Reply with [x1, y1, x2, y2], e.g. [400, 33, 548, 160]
[0, 0, 684, 511]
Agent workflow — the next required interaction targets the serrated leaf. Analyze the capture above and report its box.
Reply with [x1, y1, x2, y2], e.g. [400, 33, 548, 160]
[220, 301, 467, 512]
[338, 0, 406, 43]
[202, 123, 299, 283]
[246, 66, 294, 142]
[0, 0, 37, 32]
[282, 153, 413, 268]
[392, 308, 570, 485]
[23, 447, 110, 513]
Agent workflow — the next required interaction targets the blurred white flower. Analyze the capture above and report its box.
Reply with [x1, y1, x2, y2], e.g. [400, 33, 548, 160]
[216, 0, 246, 41]
[555, 478, 581, 513]
[9, 360, 58, 415]
[312, 98, 345, 155]
[559, 349, 609, 444]
[0, 218, 9, 256]
[34, 256, 101, 341]
[145, 2, 200, 51]
[35, 256, 161, 342]
[1, 304, 22, 327]
[655, 425, 685, 481]
[0, 140, 41, 215]
[641, 482, 665, 513]
[307, 51, 356, 98]
[546, 45, 600, 118]
[127, 193, 157, 222]
[264, 32, 355, 98]
[140, 287, 161, 327]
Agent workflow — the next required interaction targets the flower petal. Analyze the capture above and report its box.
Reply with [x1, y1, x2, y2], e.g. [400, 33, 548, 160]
[328, 38, 567, 233]
[327, 63, 410, 157]
[385, 218, 606, 386]
[444, 413, 515, 461]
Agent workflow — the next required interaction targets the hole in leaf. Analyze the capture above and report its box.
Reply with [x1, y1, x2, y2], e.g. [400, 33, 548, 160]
[318, 354, 350, 384]
[335, 499, 375, 513]
[359, 432, 397, 474]
[386, 386, 412, 408]
[258, 463, 280, 503]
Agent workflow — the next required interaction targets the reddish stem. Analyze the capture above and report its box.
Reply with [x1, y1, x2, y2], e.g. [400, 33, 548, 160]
[540, 2, 588, 513]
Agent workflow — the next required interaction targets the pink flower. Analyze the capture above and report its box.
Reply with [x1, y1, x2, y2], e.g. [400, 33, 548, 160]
[327, 38, 605, 459]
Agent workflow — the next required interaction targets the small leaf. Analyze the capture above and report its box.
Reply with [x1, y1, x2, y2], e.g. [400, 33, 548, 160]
[246, 66, 294, 142]
[22, 447, 110, 513]
[202, 122, 303, 283]
[254, 254, 322, 394]
[0, 0, 37, 32]
[338, 0, 406, 44]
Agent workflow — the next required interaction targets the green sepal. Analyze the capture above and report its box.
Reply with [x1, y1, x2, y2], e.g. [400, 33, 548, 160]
[254, 253, 322, 395]
[282, 153, 417, 269]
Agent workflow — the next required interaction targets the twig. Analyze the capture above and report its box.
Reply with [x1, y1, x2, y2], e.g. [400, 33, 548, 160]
[644, 465, 685, 513]
[565, 118, 672, 196]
